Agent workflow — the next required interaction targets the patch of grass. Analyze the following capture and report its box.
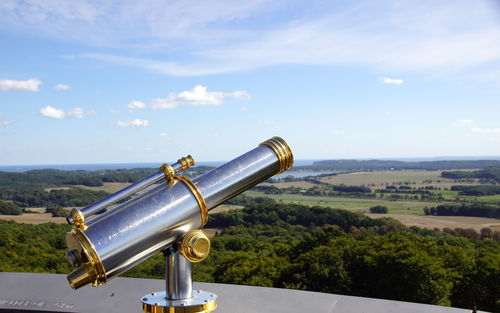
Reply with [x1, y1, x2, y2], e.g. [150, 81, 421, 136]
[243, 190, 447, 215]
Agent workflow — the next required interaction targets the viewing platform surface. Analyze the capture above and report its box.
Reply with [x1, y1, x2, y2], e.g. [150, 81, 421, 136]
[0, 272, 479, 313]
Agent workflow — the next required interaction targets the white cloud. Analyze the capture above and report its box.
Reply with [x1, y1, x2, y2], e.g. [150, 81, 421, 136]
[0, 78, 41, 91]
[379, 77, 404, 85]
[55, 83, 70, 90]
[67, 107, 86, 118]
[0, 119, 10, 126]
[159, 132, 167, 137]
[4, 1, 500, 81]
[39, 105, 92, 119]
[127, 100, 146, 109]
[470, 128, 500, 134]
[331, 130, 345, 135]
[40, 106, 65, 119]
[152, 85, 249, 109]
[453, 119, 473, 127]
[117, 118, 150, 127]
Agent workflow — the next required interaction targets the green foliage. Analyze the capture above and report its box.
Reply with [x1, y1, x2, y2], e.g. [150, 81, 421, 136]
[428, 203, 500, 218]
[332, 184, 371, 193]
[1, 199, 499, 312]
[442, 167, 500, 183]
[0, 166, 214, 209]
[0, 200, 22, 215]
[0, 220, 71, 273]
[451, 185, 500, 196]
[369, 205, 388, 213]
[46, 207, 69, 217]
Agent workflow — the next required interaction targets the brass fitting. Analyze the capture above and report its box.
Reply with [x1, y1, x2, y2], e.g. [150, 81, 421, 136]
[178, 155, 195, 170]
[159, 163, 175, 182]
[69, 208, 85, 227]
[65, 228, 106, 289]
[179, 230, 211, 263]
[259, 136, 294, 174]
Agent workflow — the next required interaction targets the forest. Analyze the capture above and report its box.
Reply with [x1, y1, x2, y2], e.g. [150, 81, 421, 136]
[0, 166, 213, 209]
[442, 167, 500, 183]
[424, 203, 500, 218]
[1, 197, 498, 312]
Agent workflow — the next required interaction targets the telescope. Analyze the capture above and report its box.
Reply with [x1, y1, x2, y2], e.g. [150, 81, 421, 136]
[64, 136, 293, 312]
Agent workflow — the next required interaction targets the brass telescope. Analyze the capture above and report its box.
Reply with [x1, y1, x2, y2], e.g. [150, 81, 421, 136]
[64, 137, 293, 313]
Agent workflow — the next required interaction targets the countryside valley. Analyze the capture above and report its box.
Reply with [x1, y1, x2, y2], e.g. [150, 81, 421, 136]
[1, 159, 499, 311]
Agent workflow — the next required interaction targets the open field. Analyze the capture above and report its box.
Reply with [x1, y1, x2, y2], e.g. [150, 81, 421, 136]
[261, 181, 318, 189]
[0, 213, 67, 224]
[367, 214, 500, 232]
[210, 204, 244, 214]
[244, 190, 443, 214]
[317, 170, 480, 188]
[76, 182, 132, 193]
[0, 204, 244, 225]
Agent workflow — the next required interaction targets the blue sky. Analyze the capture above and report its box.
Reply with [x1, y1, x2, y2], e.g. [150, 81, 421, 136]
[1, 0, 500, 165]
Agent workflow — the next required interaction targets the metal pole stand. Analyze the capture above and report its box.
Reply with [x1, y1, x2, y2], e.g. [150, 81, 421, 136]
[141, 230, 217, 313]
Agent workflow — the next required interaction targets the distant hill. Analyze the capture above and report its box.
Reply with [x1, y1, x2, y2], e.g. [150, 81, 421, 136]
[303, 159, 500, 171]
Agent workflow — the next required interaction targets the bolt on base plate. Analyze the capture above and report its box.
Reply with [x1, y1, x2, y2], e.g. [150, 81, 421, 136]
[142, 290, 217, 313]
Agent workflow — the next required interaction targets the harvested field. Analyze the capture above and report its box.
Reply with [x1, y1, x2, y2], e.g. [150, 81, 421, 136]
[0, 213, 67, 224]
[261, 181, 318, 189]
[209, 205, 244, 214]
[367, 214, 500, 232]
[77, 182, 132, 193]
[318, 170, 480, 188]
[44, 187, 73, 192]
[244, 190, 444, 215]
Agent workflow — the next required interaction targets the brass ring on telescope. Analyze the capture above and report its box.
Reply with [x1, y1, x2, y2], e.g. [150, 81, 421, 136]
[259, 136, 294, 174]
[159, 163, 175, 182]
[174, 176, 208, 227]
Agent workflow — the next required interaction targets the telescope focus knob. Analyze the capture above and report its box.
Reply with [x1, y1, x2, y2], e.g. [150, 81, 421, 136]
[179, 230, 211, 263]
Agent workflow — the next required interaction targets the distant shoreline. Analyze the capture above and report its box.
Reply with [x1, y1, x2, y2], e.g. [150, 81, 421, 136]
[0, 160, 319, 172]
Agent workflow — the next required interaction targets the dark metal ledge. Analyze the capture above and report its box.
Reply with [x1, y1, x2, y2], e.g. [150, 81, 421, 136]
[0, 272, 479, 313]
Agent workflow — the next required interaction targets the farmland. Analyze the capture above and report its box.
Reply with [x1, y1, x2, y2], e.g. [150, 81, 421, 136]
[317, 170, 479, 188]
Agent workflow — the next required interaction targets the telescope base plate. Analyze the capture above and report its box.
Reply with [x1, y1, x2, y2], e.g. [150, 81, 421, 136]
[142, 290, 217, 313]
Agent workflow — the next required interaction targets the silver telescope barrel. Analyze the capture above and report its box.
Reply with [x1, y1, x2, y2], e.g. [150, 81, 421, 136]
[66, 156, 195, 225]
[65, 137, 293, 290]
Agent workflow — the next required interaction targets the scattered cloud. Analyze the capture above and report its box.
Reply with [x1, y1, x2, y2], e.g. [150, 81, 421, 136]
[470, 127, 500, 134]
[379, 77, 404, 85]
[127, 100, 146, 109]
[54, 83, 70, 90]
[0, 78, 41, 91]
[117, 118, 150, 127]
[159, 132, 168, 137]
[151, 85, 249, 109]
[0, 119, 10, 126]
[2, 1, 500, 84]
[331, 130, 345, 135]
[39, 106, 65, 119]
[39, 105, 92, 119]
[453, 119, 473, 127]
[241, 107, 247, 112]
